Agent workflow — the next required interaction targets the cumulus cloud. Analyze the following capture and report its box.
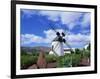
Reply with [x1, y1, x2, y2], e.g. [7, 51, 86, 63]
[21, 34, 44, 44]
[39, 11, 60, 21]
[21, 9, 90, 47]
[39, 11, 85, 30]
[40, 11, 91, 30]
[21, 29, 90, 48]
[21, 29, 56, 45]
[65, 33, 90, 48]
[22, 9, 90, 30]
[81, 13, 91, 28]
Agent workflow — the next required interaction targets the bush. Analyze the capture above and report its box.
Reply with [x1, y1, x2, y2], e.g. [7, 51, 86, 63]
[45, 54, 57, 63]
[72, 53, 82, 67]
[83, 50, 90, 58]
[57, 55, 72, 67]
[21, 50, 28, 55]
[75, 49, 81, 54]
[56, 53, 82, 67]
[21, 55, 38, 69]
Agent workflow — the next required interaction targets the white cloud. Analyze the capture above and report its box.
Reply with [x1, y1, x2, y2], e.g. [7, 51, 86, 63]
[21, 9, 90, 48]
[65, 33, 90, 48]
[43, 29, 65, 43]
[21, 34, 44, 44]
[39, 11, 60, 21]
[21, 29, 90, 48]
[81, 29, 90, 34]
[21, 29, 66, 45]
[43, 29, 56, 43]
[24, 10, 90, 29]
[38, 11, 90, 30]
[59, 12, 83, 29]
[22, 9, 90, 30]
[81, 13, 91, 27]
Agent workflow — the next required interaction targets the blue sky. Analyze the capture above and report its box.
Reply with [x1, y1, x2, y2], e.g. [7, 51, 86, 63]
[21, 9, 90, 48]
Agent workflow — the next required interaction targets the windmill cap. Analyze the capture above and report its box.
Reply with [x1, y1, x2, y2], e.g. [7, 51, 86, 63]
[56, 32, 60, 36]
[62, 32, 65, 36]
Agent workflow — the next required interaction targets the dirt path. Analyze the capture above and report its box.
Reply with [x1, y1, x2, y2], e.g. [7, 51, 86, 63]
[28, 62, 57, 69]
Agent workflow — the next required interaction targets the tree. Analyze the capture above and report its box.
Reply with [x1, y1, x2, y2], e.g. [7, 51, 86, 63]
[75, 48, 81, 54]
[71, 50, 74, 54]
[21, 49, 28, 55]
[87, 43, 90, 51]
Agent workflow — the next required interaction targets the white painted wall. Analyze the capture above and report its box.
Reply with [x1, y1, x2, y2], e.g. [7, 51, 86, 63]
[64, 50, 70, 54]
[50, 41, 64, 56]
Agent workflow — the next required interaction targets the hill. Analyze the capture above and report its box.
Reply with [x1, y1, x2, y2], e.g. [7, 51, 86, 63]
[21, 46, 51, 54]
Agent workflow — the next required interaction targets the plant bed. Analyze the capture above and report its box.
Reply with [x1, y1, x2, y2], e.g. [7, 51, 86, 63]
[21, 55, 38, 69]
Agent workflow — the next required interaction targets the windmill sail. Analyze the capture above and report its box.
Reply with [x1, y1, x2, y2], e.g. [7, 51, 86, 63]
[64, 41, 73, 52]
[47, 22, 73, 56]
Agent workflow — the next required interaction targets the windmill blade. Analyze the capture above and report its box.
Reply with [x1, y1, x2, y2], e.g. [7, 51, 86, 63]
[64, 30, 70, 41]
[38, 19, 57, 33]
[50, 25, 57, 33]
[48, 22, 58, 33]
[54, 17, 67, 35]
[64, 41, 73, 52]
[48, 22, 69, 39]
[61, 25, 70, 40]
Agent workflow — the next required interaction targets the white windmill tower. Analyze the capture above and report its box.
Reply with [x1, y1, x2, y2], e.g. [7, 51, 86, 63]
[43, 20, 73, 56]
[49, 31, 72, 56]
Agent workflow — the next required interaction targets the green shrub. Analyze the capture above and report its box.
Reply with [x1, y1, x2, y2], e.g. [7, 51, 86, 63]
[57, 55, 72, 67]
[72, 53, 82, 67]
[56, 53, 82, 67]
[83, 50, 90, 58]
[21, 55, 38, 69]
[56, 54, 72, 67]
[45, 54, 57, 63]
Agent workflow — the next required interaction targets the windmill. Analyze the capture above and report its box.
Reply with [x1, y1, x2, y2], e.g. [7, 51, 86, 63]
[47, 25, 73, 67]
[48, 24, 73, 56]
